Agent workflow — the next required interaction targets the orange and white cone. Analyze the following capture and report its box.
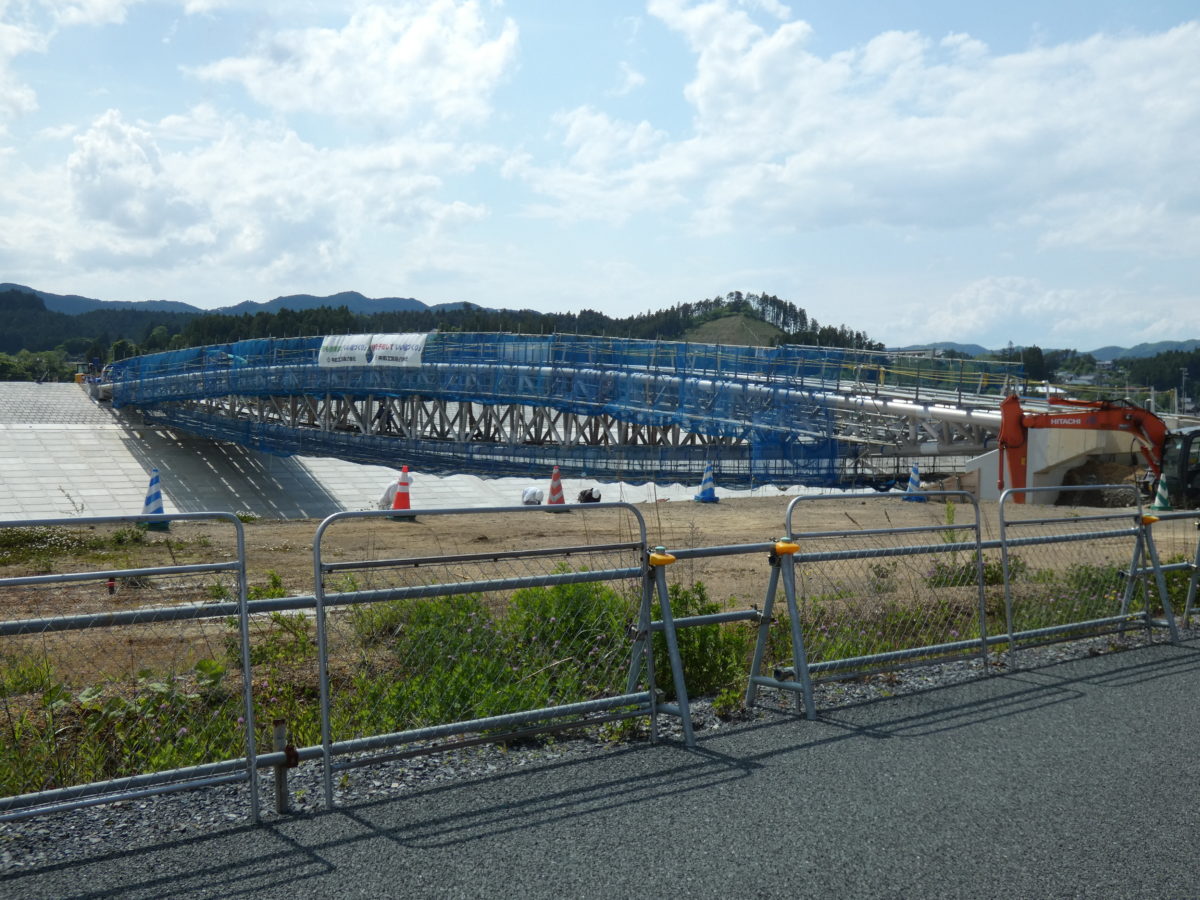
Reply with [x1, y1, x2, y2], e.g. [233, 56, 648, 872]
[390, 465, 415, 520]
[547, 465, 566, 506]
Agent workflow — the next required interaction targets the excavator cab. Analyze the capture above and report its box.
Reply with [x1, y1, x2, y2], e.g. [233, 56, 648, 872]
[1160, 426, 1200, 508]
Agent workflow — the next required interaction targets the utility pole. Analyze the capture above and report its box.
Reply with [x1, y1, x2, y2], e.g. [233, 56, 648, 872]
[1182, 368, 1188, 415]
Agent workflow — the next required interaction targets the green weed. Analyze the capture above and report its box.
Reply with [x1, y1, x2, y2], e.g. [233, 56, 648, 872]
[652, 582, 752, 701]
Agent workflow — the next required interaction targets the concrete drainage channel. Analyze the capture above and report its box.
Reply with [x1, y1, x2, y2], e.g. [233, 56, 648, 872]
[0, 488, 1195, 825]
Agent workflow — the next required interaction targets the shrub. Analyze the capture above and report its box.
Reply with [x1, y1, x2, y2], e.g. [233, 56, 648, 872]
[652, 582, 751, 700]
[226, 611, 316, 667]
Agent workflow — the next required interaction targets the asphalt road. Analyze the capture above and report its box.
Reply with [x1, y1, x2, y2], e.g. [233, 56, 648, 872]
[4, 641, 1199, 900]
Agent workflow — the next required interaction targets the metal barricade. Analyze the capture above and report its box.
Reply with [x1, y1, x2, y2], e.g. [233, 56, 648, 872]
[1133, 509, 1200, 627]
[0, 513, 259, 822]
[3, 492, 1186, 825]
[308, 503, 689, 809]
[998, 485, 1179, 650]
[626, 541, 780, 724]
[747, 492, 991, 715]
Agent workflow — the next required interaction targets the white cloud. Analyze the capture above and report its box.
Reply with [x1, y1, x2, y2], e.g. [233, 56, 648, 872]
[610, 61, 645, 96]
[923, 276, 1062, 342]
[940, 32, 988, 62]
[36, 121, 76, 139]
[68, 109, 201, 235]
[38, 0, 143, 26]
[912, 275, 1200, 350]
[11, 105, 497, 284]
[556, 106, 666, 169]
[515, 3, 1200, 264]
[506, 107, 677, 224]
[0, 18, 45, 127]
[1, 0, 145, 132]
[194, 1, 518, 131]
[744, 0, 790, 20]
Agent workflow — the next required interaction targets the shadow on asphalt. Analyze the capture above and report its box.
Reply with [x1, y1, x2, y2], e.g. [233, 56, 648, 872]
[4, 641, 1199, 899]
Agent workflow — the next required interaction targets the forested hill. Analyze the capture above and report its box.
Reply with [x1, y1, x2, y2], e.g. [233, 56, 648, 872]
[0, 287, 879, 367]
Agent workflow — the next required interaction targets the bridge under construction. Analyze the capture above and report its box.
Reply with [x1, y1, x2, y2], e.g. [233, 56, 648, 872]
[107, 333, 1020, 489]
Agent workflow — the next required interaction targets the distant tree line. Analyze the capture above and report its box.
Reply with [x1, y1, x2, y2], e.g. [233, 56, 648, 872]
[8, 282, 1194, 400]
[0, 288, 882, 381]
[175, 290, 881, 350]
[1123, 350, 1198, 406]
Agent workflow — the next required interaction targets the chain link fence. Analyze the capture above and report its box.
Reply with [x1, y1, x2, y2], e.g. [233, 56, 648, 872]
[1134, 509, 1200, 627]
[0, 514, 258, 822]
[772, 492, 991, 685]
[1, 493, 1192, 824]
[308, 504, 664, 807]
[998, 486, 1180, 650]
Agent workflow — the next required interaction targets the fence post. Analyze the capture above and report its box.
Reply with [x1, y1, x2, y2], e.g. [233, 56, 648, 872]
[1183, 521, 1200, 627]
[649, 547, 695, 747]
[626, 572, 659, 743]
[745, 549, 783, 709]
[778, 547, 816, 720]
[273, 719, 289, 814]
[1140, 516, 1181, 642]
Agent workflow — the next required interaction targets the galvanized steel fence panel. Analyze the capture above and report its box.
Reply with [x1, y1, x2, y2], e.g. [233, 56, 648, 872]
[771, 492, 991, 685]
[998, 486, 1179, 650]
[2, 496, 1189, 825]
[1135, 509, 1200, 627]
[309, 503, 669, 808]
[0, 514, 259, 822]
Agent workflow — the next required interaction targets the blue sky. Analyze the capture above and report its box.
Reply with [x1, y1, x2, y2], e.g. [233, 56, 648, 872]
[1, 1, 1197, 350]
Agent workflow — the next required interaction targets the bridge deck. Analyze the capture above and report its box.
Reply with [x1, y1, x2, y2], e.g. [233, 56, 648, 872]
[106, 334, 1016, 489]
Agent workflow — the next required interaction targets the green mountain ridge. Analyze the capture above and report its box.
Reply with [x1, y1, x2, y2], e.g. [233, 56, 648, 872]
[2, 282, 1195, 360]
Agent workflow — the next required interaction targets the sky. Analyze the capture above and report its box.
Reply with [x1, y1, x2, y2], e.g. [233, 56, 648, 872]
[1, 1, 1198, 351]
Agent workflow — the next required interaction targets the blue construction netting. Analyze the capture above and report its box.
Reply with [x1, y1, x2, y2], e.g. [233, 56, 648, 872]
[107, 334, 1017, 487]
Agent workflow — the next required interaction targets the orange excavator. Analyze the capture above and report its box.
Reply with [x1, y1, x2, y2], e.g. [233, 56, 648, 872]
[997, 394, 1200, 506]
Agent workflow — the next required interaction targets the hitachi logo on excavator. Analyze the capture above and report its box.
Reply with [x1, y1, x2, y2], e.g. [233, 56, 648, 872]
[1049, 417, 1084, 425]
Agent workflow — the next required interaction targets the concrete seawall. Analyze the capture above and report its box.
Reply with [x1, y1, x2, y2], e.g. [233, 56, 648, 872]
[0, 383, 799, 521]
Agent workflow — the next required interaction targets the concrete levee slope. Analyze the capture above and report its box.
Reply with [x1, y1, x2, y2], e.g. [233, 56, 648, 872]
[0, 383, 798, 521]
[0, 383, 512, 520]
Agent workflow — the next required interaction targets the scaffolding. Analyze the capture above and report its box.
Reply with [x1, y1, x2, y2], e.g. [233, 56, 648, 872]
[107, 334, 1019, 488]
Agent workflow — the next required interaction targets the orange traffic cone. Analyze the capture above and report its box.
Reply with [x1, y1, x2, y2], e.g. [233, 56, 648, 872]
[390, 465, 415, 521]
[547, 465, 567, 510]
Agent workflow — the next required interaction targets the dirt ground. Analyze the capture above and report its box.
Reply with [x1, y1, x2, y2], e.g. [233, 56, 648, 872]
[4, 494, 1195, 687]
[5, 494, 1196, 620]
[228, 495, 977, 605]
[88, 495, 1200, 606]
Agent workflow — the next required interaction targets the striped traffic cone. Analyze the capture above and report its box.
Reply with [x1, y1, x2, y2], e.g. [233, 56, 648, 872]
[547, 465, 567, 510]
[142, 467, 170, 531]
[1150, 475, 1172, 511]
[390, 465, 415, 520]
[902, 462, 926, 503]
[693, 462, 719, 503]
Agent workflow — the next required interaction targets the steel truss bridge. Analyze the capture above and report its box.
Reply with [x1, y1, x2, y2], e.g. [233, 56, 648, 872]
[108, 334, 1016, 489]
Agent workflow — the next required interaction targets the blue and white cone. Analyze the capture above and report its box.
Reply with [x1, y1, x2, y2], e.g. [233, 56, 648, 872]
[694, 462, 719, 503]
[902, 462, 926, 503]
[142, 467, 170, 530]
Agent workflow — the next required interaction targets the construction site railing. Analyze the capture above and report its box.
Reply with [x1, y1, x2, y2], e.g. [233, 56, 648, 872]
[0, 513, 260, 823]
[1139, 509, 1200, 626]
[729, 487, 1183, 717]
[998, 486, 1180, 651]
[751, 492, 992, 706]
[307, 503, 691, 810]
[1, 493, 1188, 825]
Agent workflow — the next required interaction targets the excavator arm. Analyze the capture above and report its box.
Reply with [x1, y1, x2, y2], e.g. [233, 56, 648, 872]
[997, 395, 1166, 498]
